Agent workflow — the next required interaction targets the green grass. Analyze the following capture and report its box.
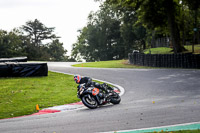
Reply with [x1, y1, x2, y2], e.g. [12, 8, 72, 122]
[144, 47, 173, 54]
[143, 44, 200, 54]
[184, 44, 200, 54]
[72, 60, 153, 69]
[0, 71, 79, 119]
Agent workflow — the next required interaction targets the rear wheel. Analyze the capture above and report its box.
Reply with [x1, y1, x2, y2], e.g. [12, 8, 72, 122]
[81, 94, 98, 109]
[110, 92, 121, 104]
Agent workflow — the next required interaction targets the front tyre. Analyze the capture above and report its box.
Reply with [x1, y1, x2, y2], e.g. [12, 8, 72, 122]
[110, 92, 121, 104]
[81, 94, 98, 109]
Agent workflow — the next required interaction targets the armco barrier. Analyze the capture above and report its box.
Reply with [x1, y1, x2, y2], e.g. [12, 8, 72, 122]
[0, 62, 48, 77]
[128, 53, 200, 69]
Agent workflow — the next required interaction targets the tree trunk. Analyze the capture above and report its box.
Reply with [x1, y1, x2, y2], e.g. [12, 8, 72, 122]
[182, 2, 186, 46]
[193, 9, 198, 53]
[151, 30, 156, 48]
[142, 40, 146, 50]
[166, 0, 184, 53]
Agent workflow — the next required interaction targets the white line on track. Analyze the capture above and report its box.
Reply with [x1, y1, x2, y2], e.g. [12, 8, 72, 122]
[100, 121, 200, 133]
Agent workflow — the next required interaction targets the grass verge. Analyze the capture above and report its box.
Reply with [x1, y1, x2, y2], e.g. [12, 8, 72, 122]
[144, 47, 173, 54]
[143, 44, 200, 54]
[184, 44, 200, 54]
[0, 71, 79, 119]
[72, 60, 153, 69]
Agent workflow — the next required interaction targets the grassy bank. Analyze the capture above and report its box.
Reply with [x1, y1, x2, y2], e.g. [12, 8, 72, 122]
[0, 71, 79, 119]
[72, 60, 153, 68]
[184, 44, 200, 54]
[144, 44, 200, 54]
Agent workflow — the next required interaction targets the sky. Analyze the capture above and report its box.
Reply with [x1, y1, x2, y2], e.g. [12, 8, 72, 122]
[0, 0, 101, 55]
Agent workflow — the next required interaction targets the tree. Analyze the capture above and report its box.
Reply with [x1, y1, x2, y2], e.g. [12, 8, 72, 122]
[48, 39, 67, 61]
[0, 29, 26, 58]
[21, 19, 58, 47]
[0, 19, 67, 61]
[19, 19, 68, 61]
[106, 0, 186, 53]
[72, 3, 123, 61]
[184, 0, 200, 52]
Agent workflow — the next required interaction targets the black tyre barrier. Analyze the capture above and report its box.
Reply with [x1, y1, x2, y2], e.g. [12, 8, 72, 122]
[0, 62, 48, 77]
[128, 53, 200, 69]
[0, 57, 27, 63]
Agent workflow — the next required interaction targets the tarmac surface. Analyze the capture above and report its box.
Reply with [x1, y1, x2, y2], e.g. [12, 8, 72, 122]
[0, 62, 200, 133]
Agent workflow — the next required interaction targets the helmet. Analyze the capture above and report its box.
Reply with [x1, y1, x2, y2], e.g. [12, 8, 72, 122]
[74, 75, 81, 84]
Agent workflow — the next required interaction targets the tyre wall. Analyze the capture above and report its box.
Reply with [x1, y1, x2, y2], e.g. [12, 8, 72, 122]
[0, 62, 48, 77]
[128, 53, 200, 69]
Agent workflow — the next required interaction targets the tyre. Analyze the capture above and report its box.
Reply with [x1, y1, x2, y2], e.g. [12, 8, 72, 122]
[110, 92, 121, 104]
[81, 94, 98, 109]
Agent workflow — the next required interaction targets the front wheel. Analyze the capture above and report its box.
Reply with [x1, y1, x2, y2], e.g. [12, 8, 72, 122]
[81, 94, 98, 109]
[110, 92, 121, 104]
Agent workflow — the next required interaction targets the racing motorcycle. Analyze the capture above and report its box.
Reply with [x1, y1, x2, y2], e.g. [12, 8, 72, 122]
[77, 83, 121, 109]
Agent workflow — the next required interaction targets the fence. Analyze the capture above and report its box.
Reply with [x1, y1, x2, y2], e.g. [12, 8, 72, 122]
[128, 53, 200, 68]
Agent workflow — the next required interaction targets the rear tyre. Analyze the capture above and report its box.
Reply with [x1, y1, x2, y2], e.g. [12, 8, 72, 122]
[81, 94, 98, 109]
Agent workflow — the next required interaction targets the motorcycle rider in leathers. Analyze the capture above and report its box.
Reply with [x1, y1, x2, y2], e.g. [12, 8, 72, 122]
[74, 75, 113, 99]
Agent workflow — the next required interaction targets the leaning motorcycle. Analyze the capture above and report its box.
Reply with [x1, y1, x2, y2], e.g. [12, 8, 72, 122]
[77, 83, 121, 109]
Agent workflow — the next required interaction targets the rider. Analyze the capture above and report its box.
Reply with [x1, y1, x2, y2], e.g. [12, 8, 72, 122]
[73, 75, 112, 95]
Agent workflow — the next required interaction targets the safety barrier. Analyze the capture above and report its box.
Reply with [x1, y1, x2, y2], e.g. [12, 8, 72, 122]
[0, 62, 48, 77]
[128, 53, 200, 68]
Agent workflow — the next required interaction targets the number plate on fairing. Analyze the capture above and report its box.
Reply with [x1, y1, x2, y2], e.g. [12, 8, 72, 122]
[92, 88, 99, 96]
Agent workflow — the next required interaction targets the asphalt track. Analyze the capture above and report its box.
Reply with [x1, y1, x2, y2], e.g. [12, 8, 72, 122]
[1, 62, 200, 133]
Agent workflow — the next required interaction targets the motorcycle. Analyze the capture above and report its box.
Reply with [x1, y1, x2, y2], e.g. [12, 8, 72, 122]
[77, 83, 121, 109]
